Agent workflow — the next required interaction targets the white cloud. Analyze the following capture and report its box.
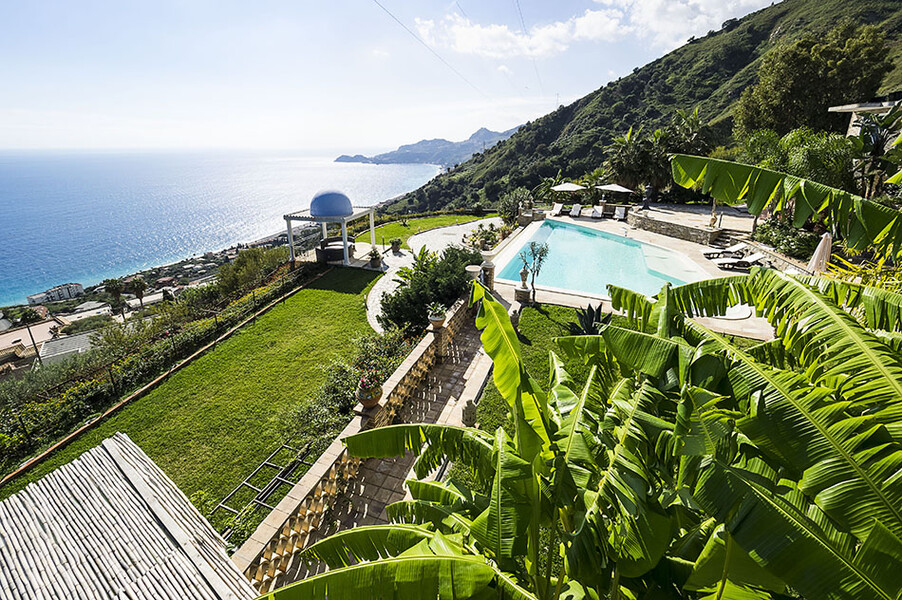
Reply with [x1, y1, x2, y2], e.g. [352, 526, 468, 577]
[416, 10, 630, 59]
[593, 0, 772, 49]
[371, 49, 390, 59]
[497, 65, 513, 75]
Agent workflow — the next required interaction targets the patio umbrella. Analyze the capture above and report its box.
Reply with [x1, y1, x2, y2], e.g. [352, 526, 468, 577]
[806, 232, 833, 274]
[596, 183, 635, 194]
[551, 182, 586, 192]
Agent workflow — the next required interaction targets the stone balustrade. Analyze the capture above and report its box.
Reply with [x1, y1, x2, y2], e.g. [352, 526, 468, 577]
[231, 295, 474, 593]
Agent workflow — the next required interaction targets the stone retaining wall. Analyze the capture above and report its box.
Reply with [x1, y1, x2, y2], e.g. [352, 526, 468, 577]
[627, 211, 721, 245]
[231, 295, 473, 593]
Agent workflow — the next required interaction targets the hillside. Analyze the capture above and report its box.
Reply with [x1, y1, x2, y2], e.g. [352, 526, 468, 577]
[388, 0, 902, 214]
[335, 126, 520, 167]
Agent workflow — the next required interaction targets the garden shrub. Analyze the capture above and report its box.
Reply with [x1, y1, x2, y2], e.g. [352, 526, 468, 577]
[753, 217, 821, 260]
[378, 246, 481, 331]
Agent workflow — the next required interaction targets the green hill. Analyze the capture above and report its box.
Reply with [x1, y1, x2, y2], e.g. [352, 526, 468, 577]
[389, 0, 902, 214]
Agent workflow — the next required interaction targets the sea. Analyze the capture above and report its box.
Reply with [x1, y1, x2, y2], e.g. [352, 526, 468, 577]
[0, 151, 440, 307]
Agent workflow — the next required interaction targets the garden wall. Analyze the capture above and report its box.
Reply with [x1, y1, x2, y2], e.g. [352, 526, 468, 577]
[627, 211, 722, 245]
[231, 296, 474, 593]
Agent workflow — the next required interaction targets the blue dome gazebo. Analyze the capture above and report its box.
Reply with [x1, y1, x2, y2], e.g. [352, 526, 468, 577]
[283, 191, 376, 266]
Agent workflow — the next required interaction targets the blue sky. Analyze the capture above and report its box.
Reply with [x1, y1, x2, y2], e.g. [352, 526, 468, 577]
[0, 0, 772, 153]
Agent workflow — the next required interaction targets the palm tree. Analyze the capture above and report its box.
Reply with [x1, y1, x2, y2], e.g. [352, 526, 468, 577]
[102, 278, 124, 306]
[129, 276, 147, 309]
[18, 308, 43, 366]
[264, 274, 902, 600]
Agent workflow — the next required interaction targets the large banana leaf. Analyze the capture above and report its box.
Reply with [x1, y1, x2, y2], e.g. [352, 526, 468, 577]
[260, 553, 537, 600]
[301, 524, 436, 568]
[342, 424, 494, 482]
[470, 429, 533, 565]
[671, 154, 902, 260]
[471, 282, 550, 452]
[747, 268, 902, 415]
[791, 274, 902, 333]
[734, 357, 902, 542]
[608, 285, 653, 331]
[682, 312, 902, 542]
[670, 276, 752, 319]
[386, 499, 475, 535]
[694, 456, 902, 600]
[684, 525, 786, 594]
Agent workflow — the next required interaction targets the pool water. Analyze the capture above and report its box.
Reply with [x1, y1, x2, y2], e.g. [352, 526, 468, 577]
[497, 220, 705, 297]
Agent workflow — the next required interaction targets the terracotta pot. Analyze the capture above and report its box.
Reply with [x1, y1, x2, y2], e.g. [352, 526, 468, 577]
[391, 242, 402, 252]
[428, 314, 446, 329]
[356, 383, 383, 409]
[369, 257, 381, 268]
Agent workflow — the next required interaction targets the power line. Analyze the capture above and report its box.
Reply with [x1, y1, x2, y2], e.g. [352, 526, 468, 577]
[512, 0, 545, 97]
[454, 1, 469, 20]
[371, 0, 487, 97]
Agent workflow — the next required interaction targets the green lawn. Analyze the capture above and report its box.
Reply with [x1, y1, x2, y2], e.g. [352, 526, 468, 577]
[1, 268, 380, 502]
[355, 214, 495, 249]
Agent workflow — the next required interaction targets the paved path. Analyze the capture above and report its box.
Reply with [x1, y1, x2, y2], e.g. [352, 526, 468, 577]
[365, 217, 502, 332]
[285, 319, 492, 580]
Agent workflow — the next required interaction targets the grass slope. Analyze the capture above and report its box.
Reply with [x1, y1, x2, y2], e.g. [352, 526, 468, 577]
[1, 268, 379, 501]
[390, 0, 902, 214]
[355, 214, 491, 249]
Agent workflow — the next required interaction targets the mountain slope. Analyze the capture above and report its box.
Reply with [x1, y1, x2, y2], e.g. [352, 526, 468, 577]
[336, 126, 520, 167]
[388, 0, 902, 214]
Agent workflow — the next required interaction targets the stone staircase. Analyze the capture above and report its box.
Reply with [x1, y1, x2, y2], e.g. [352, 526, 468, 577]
[710, 227, 751, 248]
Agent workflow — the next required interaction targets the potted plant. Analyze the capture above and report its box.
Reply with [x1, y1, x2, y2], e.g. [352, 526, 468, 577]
[427, 301, 447, 328]
[389, 237, 402, 252]
[356, 368, 384, 409]
[368, 247, 382, 268]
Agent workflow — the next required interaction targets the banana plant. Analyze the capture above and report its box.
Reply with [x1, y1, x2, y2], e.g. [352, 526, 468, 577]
[261, 274, 902, 600]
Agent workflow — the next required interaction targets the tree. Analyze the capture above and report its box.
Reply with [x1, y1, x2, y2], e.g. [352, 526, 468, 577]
[498, 188, 532, 226]
[19, 308, 43, 366]
[520, 241, 548, 303]
[102, 278, 123, 306]
[734, 21, 893, 138]
[266, 276, 902, 600]
[128, 276, 147, 310]
[741, 128, 857, 192]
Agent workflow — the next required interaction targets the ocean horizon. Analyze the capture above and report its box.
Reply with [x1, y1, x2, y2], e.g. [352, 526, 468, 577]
[0, 150, 440, 307]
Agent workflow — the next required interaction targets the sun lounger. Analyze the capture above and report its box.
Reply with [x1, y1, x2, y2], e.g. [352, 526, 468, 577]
[712, 252, 767, 271]
[613, 206, 628, 221]
[591, 204, 605, 219]
[569, 204, 582, 218]
[549, 203, 564, 216]
[703, 242, 748, 259]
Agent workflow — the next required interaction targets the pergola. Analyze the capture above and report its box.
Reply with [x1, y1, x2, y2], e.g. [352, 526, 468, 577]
[283, 191, 376, 266]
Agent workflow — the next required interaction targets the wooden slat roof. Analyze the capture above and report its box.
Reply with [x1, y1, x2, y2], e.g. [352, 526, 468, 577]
[0, 433, 256, 600]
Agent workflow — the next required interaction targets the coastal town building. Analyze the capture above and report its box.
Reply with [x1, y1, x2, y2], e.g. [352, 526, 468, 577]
[39, 331, 94, 365]
[0, 433, 257, 600]
[26, 282, 84, 305]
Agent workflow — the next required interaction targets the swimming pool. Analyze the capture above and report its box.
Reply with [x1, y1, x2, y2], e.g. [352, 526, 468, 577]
[496, 219, 707, 297]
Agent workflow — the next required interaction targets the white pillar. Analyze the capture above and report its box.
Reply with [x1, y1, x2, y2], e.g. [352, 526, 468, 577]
[285, 218, 295, 263]
[341, 220, 350, 265]
[369, 209, 376, 247]
[321, 222, 328, 238]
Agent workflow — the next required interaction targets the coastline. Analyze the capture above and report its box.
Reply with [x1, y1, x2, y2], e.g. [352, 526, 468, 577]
[1, 190, 412, 310]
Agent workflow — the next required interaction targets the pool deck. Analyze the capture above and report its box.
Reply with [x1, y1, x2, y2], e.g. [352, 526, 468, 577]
[493, 213, 774, 341]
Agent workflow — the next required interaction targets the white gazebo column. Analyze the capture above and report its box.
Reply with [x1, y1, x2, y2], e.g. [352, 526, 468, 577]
[369, 209, 376, 247]
[340, 220, 350, 265]
[285, 217, 295, 264]
[321, 222, 328, 238]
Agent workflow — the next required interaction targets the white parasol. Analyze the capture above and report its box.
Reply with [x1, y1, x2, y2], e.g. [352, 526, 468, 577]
[806, 232, 833, 274]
